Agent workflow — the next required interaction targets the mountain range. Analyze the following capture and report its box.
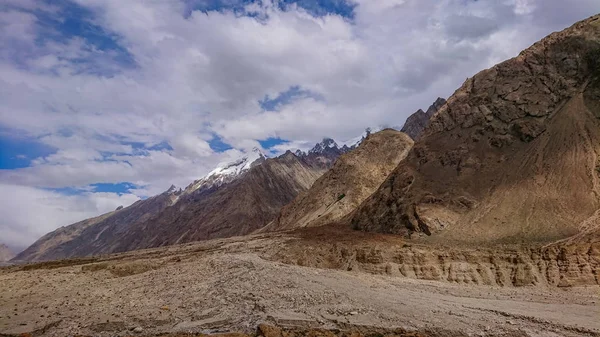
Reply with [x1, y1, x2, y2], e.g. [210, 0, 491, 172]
[12, 136, 363, 261]
[12, 14, 600, 267]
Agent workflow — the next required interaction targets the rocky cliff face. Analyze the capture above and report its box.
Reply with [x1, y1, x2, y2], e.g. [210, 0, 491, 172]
[14, 146, 342, 261]
[269, 228, 600, 287]
[264, 129, 413, 231]
[350, 14, 600, 245]
[400, 98, 446, 140]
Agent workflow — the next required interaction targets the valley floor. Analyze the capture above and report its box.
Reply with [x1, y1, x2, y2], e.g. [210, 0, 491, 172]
[0, 231, 599, 337]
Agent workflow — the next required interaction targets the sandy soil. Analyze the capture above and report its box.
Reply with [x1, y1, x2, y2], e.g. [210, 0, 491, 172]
[1, 234, 599, 337]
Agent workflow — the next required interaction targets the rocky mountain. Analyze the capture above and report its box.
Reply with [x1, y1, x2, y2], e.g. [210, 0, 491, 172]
[295, 138, 351, 169]
[349, 14, 600, 245]
[263, 129, 413, 231]
[14, 140, 351, 261]
[0, 244, 14, 262]
[400, 97, 446, 140]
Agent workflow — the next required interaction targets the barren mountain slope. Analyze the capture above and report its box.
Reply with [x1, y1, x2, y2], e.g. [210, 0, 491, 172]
[110, 152, 327, 252]
[264, 129, 413, 231]
[12, 192, 180, 262]
[350, 14, 600, 245]
[14, 152, 330, 261]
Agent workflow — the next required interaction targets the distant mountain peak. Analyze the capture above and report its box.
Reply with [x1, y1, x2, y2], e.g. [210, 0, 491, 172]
[308, 138, 339, 154]
[186, 148, 268, 193]
[251, 146, 265, 154]
[401, 98, 447, 140]
[166, 184, 179, 194]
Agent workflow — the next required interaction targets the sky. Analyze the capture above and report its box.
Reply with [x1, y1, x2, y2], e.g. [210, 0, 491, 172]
[1, 0, 599, 251]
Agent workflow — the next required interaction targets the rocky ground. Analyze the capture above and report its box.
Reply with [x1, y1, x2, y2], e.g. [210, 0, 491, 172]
[1, 230, 599, 337]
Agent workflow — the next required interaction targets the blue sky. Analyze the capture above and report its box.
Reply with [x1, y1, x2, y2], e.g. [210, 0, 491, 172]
[1, 0, 600, 249]
[0, 131, 55, 169]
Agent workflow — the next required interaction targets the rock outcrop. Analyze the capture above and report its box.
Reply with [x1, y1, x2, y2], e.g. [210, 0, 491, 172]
[401, 98, 446, 140]
[263, 129, 413, 231]
[269, 232, 600, 287]
[350, 14, 600, 245]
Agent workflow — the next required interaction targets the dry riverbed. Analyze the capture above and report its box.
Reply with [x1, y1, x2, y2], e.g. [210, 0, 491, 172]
[1, 233, 598, 337]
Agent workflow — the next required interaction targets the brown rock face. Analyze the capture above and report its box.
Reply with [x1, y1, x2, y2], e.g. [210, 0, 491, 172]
[271, 227, 600, 287]
[14, 152, 332, 261]
[350, 14, 600, 245]
[264, 129, 413, 231]
[401, 98, 447, 140]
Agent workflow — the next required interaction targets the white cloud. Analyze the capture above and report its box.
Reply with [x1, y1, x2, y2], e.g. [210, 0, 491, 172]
[0, 0, 599, 246]
[0, 184, 139, 250]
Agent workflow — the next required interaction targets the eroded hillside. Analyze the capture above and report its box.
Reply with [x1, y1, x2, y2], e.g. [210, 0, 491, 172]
[264, 129, 413, 231]
[350, 14, 600, 245]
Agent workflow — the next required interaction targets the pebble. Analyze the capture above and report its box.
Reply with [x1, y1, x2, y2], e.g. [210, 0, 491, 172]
[133, 327, 143, 333]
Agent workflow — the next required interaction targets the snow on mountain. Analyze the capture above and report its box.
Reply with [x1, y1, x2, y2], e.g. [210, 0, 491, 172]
[177, 127, 398, 196]
[207, 147, 266, 178]
[308, 138, 339, 154]
[187, 147, 267, 193]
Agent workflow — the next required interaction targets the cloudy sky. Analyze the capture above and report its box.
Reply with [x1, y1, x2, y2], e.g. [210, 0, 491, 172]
[1, 0, 599, 250]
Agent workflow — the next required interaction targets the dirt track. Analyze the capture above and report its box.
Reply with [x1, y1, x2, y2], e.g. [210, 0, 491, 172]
[1, 233, 599, 337]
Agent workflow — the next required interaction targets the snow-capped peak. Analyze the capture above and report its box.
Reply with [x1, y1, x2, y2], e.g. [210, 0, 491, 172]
[188, 147, 267, 193]
[207, 147, 266, 178]
[308, 138, 339, 154]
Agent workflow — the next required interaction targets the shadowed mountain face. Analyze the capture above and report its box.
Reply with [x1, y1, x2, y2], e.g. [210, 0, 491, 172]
[263, 129, 413, 232]
[401, 98, 446, 140]
[350, 15, 600, 245]
[14, 145, 347, 262]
